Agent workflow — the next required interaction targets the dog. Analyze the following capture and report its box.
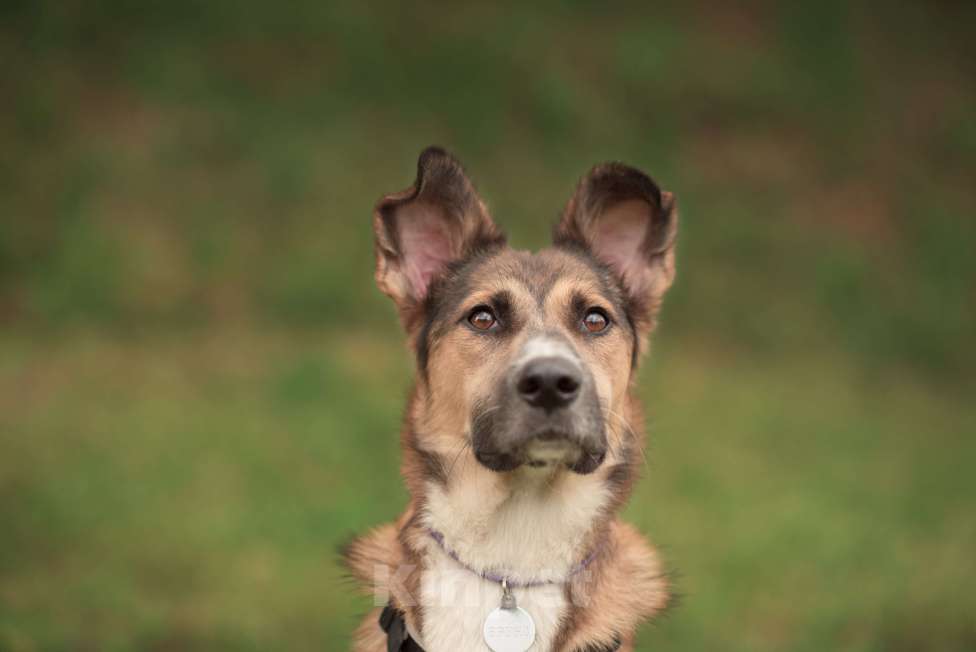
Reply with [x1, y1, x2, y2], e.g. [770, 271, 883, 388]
[343, 146, 677, 652]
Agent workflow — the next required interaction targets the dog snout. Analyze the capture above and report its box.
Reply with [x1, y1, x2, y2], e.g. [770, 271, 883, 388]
[516, 356, 581, 412]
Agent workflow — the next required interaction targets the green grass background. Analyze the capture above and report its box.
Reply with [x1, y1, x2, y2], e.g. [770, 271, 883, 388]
[1, 2, 975, 650]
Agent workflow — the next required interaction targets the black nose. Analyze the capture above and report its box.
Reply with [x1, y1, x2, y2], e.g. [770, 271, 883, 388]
[516, 357, 581, 411]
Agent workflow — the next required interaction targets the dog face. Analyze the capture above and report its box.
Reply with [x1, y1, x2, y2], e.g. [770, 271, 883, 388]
[373, 147, 676, 479]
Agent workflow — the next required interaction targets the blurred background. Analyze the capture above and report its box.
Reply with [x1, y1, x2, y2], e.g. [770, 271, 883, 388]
[1, 2, 974, 651]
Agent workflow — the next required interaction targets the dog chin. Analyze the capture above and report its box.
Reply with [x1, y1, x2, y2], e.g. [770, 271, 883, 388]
[474, 433, 607, 475]
[525, 438, 579, 466]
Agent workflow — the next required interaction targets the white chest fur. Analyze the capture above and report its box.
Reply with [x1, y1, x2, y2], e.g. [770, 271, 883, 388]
[418, 543, 567, 652]
[416, 469, 611, 651]
[423, 468, 610, 580]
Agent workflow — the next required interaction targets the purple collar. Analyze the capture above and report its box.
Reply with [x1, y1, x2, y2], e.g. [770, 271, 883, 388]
[426, 527, 601, 589]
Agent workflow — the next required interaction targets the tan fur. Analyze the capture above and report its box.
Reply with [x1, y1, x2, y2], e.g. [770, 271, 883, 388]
[347, 148, 677, 651]
[344, 518, 407, 599]
[347, 517, 668, 651]
[554, 522, 669, 651]
[352, 608, 389, 652]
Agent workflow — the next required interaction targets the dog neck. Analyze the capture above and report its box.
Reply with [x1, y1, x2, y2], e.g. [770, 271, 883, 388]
[420, 462, 611, 583]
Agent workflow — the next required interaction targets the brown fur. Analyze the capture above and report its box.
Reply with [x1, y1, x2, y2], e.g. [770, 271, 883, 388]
[345, 147, 677, 651]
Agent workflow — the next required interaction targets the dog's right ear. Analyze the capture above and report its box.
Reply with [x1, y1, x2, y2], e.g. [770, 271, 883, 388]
[373, 147, 505, 328]
[554, 162, 677, 335]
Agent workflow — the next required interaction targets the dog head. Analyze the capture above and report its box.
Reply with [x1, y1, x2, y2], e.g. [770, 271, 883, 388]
[373, 147, 676, 479]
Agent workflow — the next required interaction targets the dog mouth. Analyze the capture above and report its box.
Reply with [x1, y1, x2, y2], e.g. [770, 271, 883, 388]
[474, 429, 606, 475]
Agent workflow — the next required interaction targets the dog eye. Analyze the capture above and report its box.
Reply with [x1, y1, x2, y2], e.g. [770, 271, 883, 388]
[582, 309, 609, 333]
[468, 307, 497, 331]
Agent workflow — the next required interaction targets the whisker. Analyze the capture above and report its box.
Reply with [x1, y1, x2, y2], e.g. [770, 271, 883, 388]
[440, 405, 503, 485]
[445, 438, 471, 482]
[602, 406, 650, 470]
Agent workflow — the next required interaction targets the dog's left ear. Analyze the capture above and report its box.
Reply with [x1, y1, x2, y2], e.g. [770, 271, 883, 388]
[554, 162, 677, 331]
[373, 147, 505, 329]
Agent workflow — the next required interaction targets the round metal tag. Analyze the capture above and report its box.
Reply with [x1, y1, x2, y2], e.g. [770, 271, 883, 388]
[483, 606, 536, 652]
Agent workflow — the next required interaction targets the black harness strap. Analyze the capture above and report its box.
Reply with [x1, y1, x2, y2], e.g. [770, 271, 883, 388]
[379, 604, 621, 652]
[379, 605, 424, 652]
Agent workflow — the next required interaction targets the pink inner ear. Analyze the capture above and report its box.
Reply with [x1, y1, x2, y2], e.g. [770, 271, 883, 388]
[591, 199, 652, 292]
[399, 204, 458, 300]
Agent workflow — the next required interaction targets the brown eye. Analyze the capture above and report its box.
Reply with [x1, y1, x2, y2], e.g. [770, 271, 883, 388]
[583, 309, 609, 333]
[468, 307, 497, 331]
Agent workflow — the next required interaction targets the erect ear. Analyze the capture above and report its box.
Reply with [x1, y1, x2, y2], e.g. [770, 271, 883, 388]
[553, 162, 677, 331]
[373, 146, 505, 328]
